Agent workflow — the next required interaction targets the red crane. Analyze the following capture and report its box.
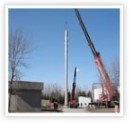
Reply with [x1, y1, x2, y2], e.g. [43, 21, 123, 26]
[74, 9, 119, 106]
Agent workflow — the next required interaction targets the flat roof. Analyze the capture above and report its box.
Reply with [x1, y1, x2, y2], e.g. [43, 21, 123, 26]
[9, 81, 43, 90]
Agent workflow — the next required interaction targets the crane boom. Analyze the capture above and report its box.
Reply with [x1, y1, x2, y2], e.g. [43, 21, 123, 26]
[69, 67, 79, 108]
[75, 9, 98, 56]
[71, 67, 77, 101]
[74, 9, 114, 101]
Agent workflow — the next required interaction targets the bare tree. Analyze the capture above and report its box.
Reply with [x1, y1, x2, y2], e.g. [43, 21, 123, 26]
[108, 58, 120, 86]
[9, 29, 31, 81]
[9, 29, 31, 112]
[73, 86, 87, 101]
[42, 83, 64, 104]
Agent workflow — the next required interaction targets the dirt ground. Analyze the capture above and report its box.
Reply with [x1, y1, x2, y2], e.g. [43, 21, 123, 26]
[87, 108, 117, 113]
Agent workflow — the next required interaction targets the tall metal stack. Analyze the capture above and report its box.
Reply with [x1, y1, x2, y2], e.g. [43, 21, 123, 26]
[64, 27, 68, 108]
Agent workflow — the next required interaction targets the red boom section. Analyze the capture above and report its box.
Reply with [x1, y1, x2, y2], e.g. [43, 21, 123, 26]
[94, 56, 114, 101]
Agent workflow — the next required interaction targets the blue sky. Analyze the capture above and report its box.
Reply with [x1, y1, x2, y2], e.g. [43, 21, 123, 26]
[9, 8, 120, 90]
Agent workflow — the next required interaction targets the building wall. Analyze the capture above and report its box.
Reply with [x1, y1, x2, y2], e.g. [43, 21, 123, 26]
[93, 88, 102, 102]
[19, 90, 42, 109]
[78, 96, 91, 108]
[9, 81, 43, 112]
[10, 95, 33, 112]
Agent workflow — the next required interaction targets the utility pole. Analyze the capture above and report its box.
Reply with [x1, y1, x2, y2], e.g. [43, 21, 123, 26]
[64, 25, 68, 108]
